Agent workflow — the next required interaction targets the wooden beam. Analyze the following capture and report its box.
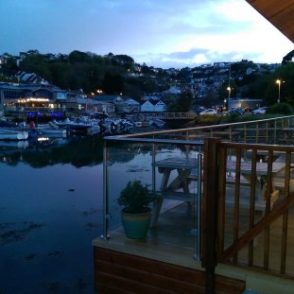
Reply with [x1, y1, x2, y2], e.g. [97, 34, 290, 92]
[221, 194, 294, 262]
[246, 0, 294, 43]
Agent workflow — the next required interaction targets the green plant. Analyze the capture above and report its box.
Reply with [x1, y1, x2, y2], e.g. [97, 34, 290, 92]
[267, 102, 294, 115]
[118, 180, 154, 213]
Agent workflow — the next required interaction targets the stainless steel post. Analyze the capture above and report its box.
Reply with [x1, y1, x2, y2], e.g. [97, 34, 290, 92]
[101, 140, 109, 239]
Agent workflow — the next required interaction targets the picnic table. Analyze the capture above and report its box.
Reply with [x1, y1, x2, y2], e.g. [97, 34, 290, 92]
[151, 156, 285, 226]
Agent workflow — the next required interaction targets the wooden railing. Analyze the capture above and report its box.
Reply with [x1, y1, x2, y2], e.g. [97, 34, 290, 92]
[202, 138, 294, 280]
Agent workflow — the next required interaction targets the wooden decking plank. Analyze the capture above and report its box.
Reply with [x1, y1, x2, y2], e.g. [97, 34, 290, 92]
[95, 272, 175, 294]
[94, 248, 206, 285]
[95, 259, 204, 293]
[94, 247, 246, 293]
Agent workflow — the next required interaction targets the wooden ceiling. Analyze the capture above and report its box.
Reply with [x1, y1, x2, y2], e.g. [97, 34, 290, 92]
[246, 0, 294, 43]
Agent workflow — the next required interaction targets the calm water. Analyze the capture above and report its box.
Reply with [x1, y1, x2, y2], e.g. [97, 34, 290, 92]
[0, 136, 188, 293]
[0, 137, 104, 294]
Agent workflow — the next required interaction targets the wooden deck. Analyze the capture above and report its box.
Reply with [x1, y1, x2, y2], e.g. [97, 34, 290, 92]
[93, 199, 294, 293]
[94, 246, 245, 294]
[93, 201, 245, 293]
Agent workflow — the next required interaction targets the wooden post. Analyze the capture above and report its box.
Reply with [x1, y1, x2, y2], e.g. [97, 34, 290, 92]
[201, 138, 220, 294]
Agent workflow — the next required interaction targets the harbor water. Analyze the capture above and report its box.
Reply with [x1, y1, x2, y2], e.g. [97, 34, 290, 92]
[0, 137, 105, 293]
[0, 135, 188, 293]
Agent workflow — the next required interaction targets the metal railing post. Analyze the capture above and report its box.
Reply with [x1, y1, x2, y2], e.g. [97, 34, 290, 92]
[194, 152, 202, 260]
[152, 139, 156, 196]
[101, 140, 109, 240]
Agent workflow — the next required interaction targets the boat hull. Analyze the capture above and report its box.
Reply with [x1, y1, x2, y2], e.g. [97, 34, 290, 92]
[0, 129, 29, 141]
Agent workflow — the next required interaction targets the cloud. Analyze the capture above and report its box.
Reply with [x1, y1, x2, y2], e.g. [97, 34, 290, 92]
[134, 48, 262, 68]
[0, 0, 293, 68]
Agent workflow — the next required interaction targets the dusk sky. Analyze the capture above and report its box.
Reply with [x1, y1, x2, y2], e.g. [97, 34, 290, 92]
[1, 0, 293, 68]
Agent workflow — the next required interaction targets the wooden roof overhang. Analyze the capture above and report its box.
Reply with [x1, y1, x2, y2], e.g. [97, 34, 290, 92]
[246, 0, 294, 43]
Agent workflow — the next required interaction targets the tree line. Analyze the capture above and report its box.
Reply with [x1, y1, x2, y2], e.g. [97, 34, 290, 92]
[0, 50, 169, 99]
[1, 50, 294, 110]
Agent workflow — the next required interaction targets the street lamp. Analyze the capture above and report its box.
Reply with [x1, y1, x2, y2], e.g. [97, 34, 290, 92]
[223, 98, 227, 110]
[226, 86, 231, 110]
[276, 79, 281, 103]
[276, 79, 285, 103]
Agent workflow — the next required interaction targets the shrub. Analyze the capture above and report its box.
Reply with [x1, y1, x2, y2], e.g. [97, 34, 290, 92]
[118, 180, 154, 213]
[267, 103, 294, 115]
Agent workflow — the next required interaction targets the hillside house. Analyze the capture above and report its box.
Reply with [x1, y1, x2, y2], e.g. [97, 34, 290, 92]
[115, 97, 140, 113]
[141, 99, 166, 112]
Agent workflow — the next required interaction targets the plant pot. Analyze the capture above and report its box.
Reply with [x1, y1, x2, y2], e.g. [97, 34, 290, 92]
[121, 208, 151, 240]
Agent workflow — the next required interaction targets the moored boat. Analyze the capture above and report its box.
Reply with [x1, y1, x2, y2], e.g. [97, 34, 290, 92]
[51, 117, 135, 136]
[0, 129, 29, 141]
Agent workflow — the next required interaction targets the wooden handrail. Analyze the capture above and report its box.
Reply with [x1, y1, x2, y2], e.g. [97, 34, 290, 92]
[220, 194, 294, 262]
[203, 140, 294, 277]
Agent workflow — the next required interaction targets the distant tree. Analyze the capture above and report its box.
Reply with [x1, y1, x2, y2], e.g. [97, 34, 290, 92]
[112, 55, 134, 66]
[69, 50, 91, 63]
[27, 49, 40, 55]
[50, 62, 72, 89]
[245, 63, 294, 106]
[19, 53, 52, 82]
[141, 63, 152, 74]
[1, 57, 18, 73]
[177, 67, 192, 82]
[244, 74, 273, 102]
[0, 73, 17, 83]
[274, 63, 294, 105]
[267, 102, 294, 115]
[202, 88, 220, 107]
[231, 59, 256, 74]
[168, 91, 192, 112]
[102, 72, 124, 95]
[123, 83, 143, 99]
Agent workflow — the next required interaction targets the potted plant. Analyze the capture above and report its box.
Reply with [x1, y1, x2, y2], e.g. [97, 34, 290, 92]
[118, 180, 154, 240]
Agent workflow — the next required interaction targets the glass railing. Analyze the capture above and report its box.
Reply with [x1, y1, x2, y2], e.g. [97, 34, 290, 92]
[125, 114, 294, 143]
[102, 137, 203, 259]
[101, 114, 294, 264]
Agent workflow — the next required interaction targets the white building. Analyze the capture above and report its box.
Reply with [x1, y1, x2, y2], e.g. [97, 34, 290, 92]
[141, 100, 166, 112]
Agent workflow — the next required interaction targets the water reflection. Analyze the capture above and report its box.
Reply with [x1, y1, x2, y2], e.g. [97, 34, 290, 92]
[0, 136, 158, 293]
[0, 136, 196, 293]
[0, 137, 153, 168]
[0, 136, 106, 293]
[0, 136, 104, 168]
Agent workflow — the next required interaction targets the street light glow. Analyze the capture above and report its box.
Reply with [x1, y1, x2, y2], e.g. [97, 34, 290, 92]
[275, 79, 285, 103]
[223, 86, 232, 111]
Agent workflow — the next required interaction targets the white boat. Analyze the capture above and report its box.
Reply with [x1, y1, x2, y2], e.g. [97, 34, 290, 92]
[51, 117, 134, 136]
[36, 125, 67, 138]
[149, 118, 166, 128]
[100, 118, 135, 135]
[50, 118, 101, 136]
[0, 129, 29, 141]
[0, 140, 29, 149]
